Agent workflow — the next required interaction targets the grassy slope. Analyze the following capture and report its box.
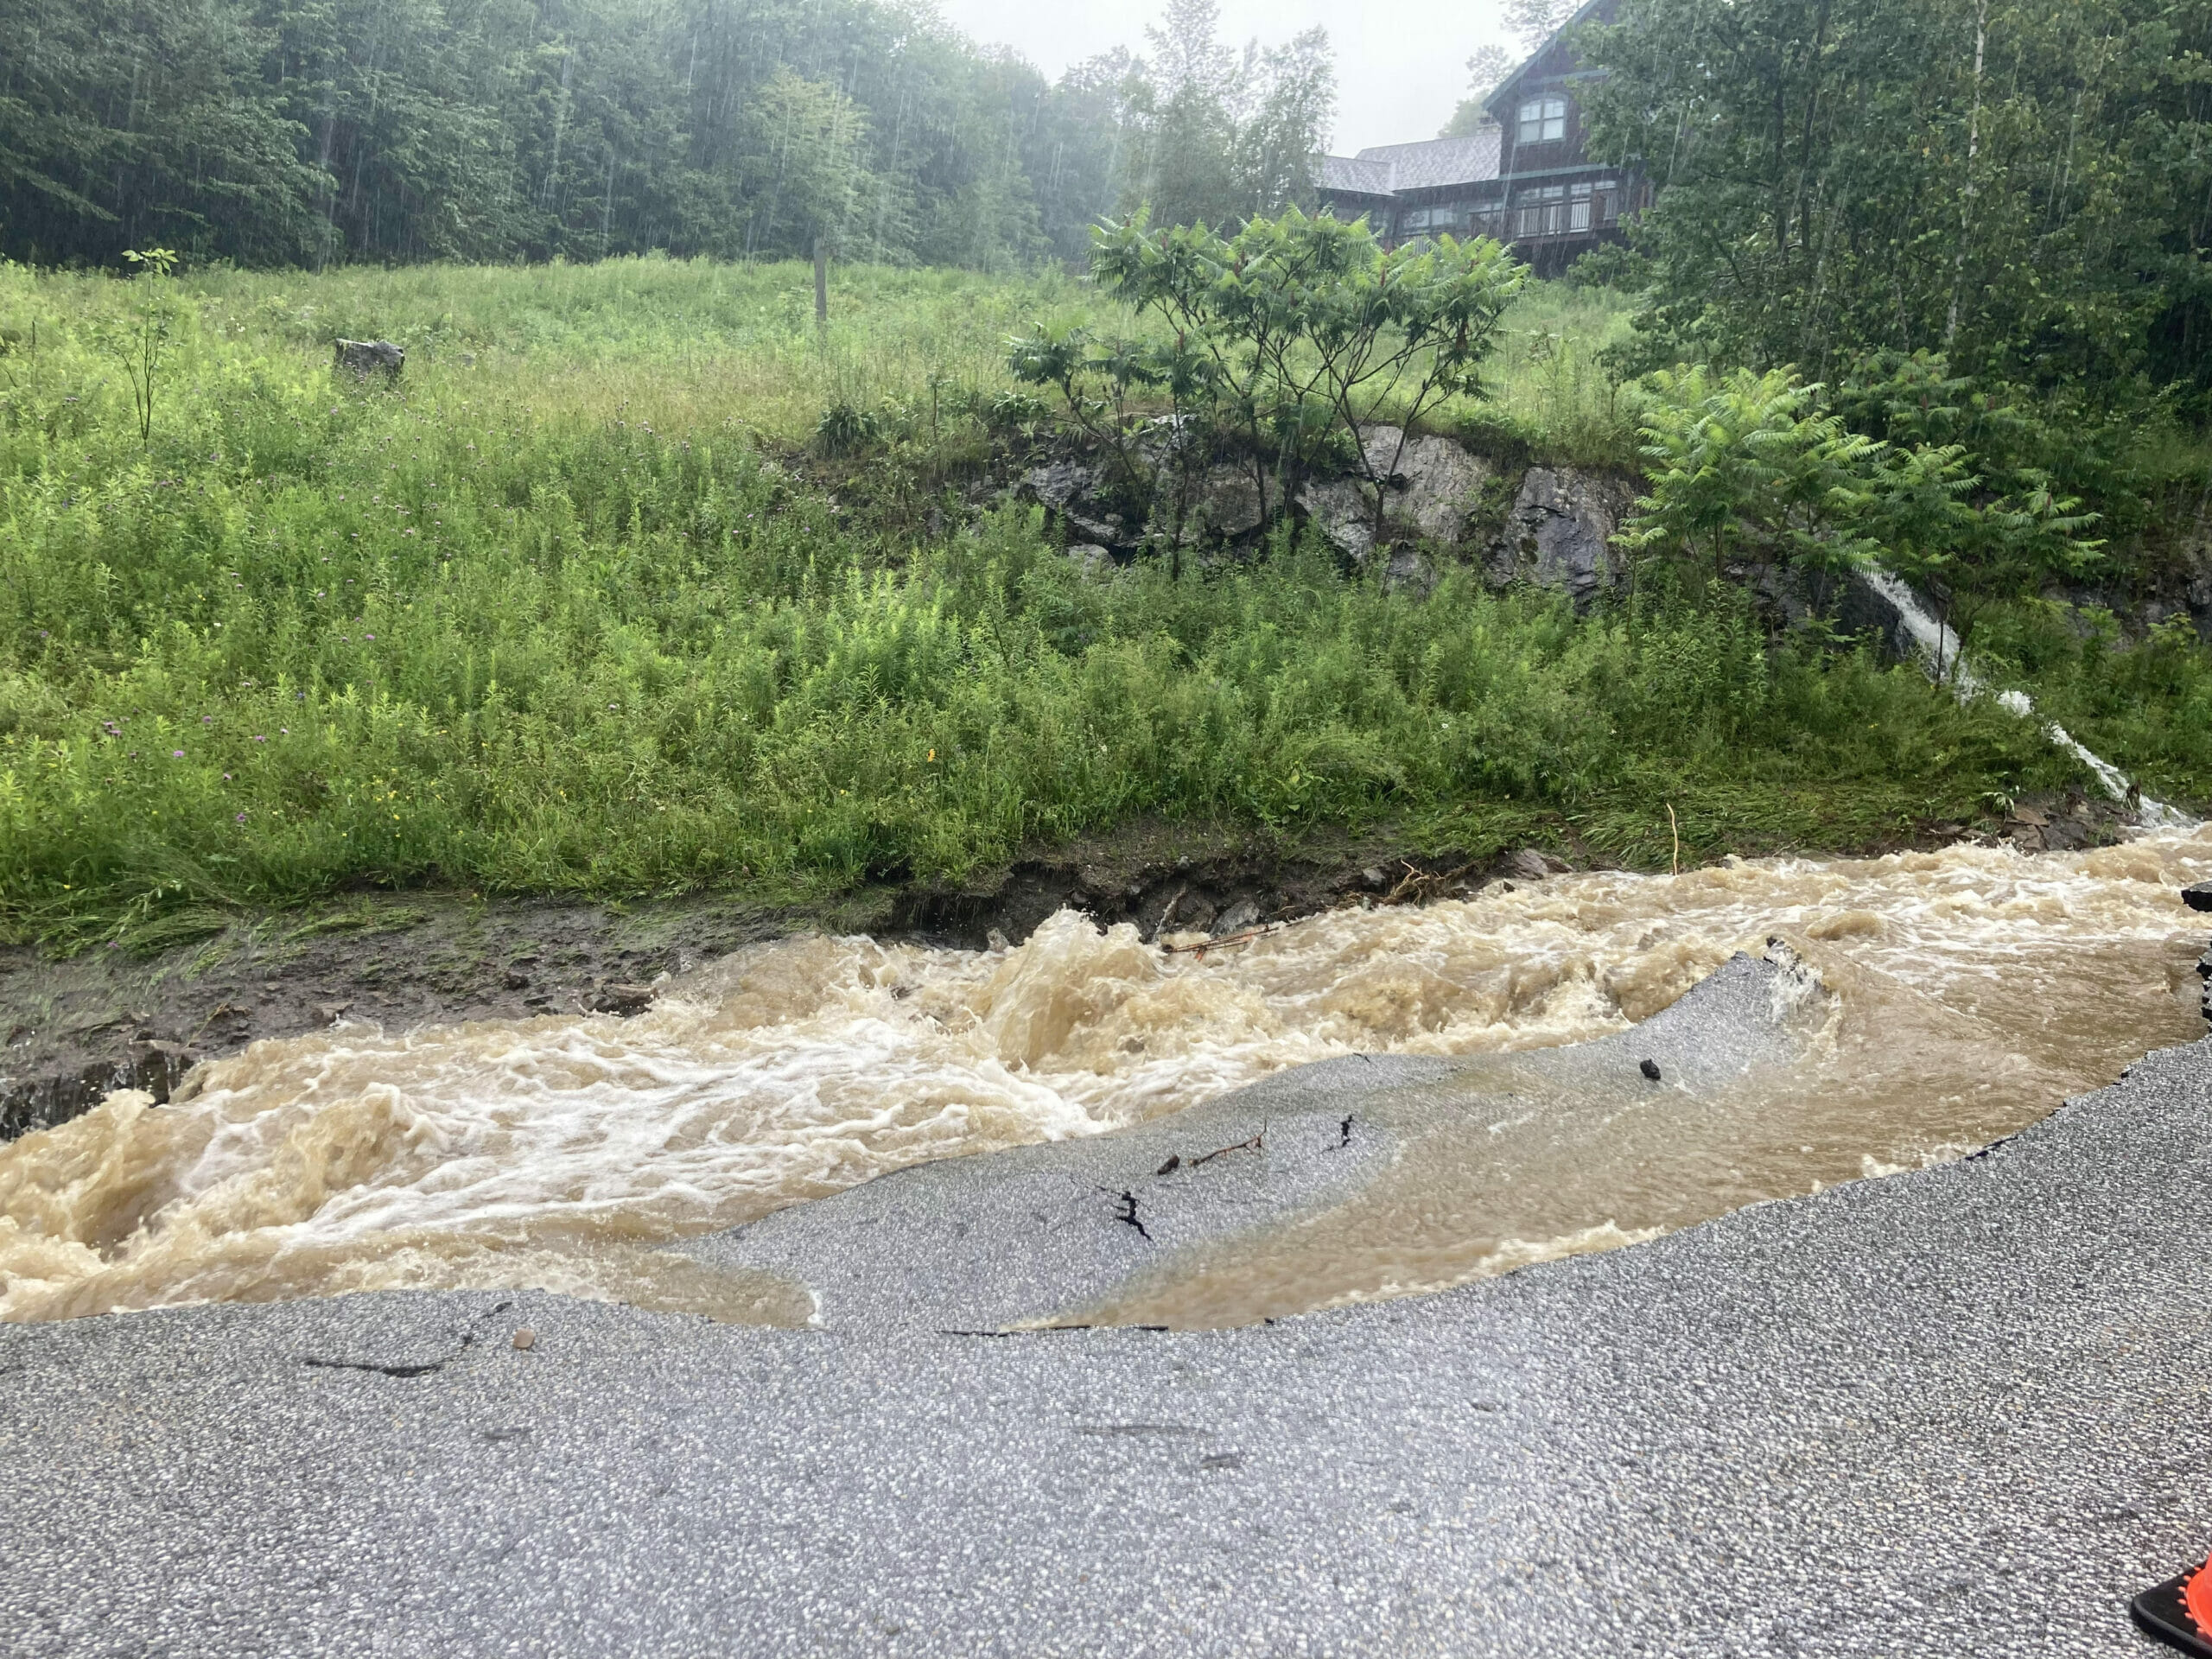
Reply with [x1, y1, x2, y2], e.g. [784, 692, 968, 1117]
[0, 255, 2201, 951]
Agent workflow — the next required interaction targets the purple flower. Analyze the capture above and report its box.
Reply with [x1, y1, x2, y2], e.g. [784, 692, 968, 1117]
[253, 734, 266, 743]
[365, 633, 375, 640]
[171, 749, 184, 759]
[235, 812, 247, 823]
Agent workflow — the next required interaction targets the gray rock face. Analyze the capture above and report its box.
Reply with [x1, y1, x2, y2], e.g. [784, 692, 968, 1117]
[1297, 429, 1496, 563]
[334, 339, 404, 378]
[1485, 467, 1633, 608]
[1296, 475, 1375, 561]
[1362, 425, 1497, 543]
[1020, 460, 1140, 550]
[1022, 436, 1634, 613]
[1021, 460, 1098, 512]
[1182, 465, 1266, 541]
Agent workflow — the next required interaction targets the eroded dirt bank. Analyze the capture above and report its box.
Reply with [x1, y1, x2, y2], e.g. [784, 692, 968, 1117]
[0, 823, 1494, 1140]
[0, 800, 2141, 1144]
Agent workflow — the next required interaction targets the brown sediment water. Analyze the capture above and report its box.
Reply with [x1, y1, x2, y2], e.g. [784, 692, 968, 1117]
[3, 831, 2208, 1325]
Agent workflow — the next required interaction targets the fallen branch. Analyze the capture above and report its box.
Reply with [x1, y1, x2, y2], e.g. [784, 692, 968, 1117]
[1188, 1127, 1264, 1167]
[1162, 921, 1287, 956]
[1383, 860, 1478, 906]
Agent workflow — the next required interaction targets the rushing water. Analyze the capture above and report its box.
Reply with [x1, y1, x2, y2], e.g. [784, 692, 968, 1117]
[3, 830, 2209, 1326]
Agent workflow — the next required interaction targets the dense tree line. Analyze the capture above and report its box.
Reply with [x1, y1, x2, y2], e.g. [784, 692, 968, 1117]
[0, 0, 1332, 270]
[1579, 0, 2212, 405]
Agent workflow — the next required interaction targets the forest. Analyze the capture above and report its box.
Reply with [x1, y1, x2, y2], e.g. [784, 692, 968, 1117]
[0, 0, 1328, 270]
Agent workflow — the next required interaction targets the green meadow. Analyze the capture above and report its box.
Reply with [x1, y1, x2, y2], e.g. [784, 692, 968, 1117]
[0, 254, 2203, 951]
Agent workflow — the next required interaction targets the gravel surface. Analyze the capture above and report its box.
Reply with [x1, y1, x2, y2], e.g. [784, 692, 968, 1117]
[4, 1014, 2209, 1656]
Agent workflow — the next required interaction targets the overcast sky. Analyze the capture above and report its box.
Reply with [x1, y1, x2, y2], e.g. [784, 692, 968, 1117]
[933, 1, 1518, 156]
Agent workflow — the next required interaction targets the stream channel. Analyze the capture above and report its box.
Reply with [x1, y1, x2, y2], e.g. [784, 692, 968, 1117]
[4, 827, 2209, 1326]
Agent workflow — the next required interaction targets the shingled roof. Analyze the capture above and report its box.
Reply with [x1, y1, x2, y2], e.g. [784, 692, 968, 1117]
[1313, 128, 1501, 202]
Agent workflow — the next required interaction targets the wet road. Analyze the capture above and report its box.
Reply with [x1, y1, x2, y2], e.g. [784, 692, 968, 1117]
[5, 1029, 2209, 1656]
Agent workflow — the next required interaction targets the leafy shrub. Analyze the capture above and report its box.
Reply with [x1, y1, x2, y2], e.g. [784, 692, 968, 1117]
[1010, 207, 1526, 551]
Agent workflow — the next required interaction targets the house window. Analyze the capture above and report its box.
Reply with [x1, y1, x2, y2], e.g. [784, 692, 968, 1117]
[1517, 96, 1567, 145]
[1593, 178, 1619, 224]
[1515, 184, 1567, 238]
[1569, 181, 1593, 232]
[1400, 208, 1433, 232]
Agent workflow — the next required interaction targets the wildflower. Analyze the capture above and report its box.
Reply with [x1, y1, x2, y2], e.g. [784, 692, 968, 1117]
[171, 749, 184, 759]
[253, 735, 267, 743]
[235, 812, 247, 823]
[365, 633, 375, 640]
[223, 772, 232, 781]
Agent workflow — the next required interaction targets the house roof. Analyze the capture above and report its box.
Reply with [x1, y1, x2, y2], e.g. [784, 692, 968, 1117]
[1315, 128, 1500, 201]
[1485, 0, 1618, 117]
[1315, 155, 1399, 199]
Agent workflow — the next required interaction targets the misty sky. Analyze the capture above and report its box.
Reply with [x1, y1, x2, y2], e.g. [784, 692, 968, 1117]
[934, 1, 1518, 156]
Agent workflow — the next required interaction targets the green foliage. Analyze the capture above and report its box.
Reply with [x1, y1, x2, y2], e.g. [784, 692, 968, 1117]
[0, 0, 1126, 273]
[0, 256, 2200, 946]
[1623, 364, 2104, 667]
[1621, 366, 1883, 578]
[88, 251, 183, 445]
[1013, 208, 1527, 546]
[1581, 0, 2212, 404]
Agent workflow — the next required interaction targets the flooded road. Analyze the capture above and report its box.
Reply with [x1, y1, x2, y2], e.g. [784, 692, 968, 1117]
[3, 830, 2208, 1325]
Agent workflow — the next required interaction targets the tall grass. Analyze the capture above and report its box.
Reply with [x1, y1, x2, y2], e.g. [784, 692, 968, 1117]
[0, 254, 2190, 948]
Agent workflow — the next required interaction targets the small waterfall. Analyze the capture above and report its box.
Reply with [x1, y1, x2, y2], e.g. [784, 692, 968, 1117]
[1861, 569, 2195, 830]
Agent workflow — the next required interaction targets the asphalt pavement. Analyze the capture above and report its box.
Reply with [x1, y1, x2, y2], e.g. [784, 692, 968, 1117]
[3, 969, 2210, 1656]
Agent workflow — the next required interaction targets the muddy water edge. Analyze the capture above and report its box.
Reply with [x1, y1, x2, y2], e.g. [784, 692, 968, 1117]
[3, 822, 2205, 1328]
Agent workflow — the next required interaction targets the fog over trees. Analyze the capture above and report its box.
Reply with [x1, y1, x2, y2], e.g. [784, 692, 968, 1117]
[0, 0, 1330, 269]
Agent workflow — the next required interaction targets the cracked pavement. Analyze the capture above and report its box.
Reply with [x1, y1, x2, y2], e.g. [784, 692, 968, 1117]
[3, 994, 2211, 1653]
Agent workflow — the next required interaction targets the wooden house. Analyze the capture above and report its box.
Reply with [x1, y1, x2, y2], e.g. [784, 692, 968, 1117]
[1315, 0, 1646, 276]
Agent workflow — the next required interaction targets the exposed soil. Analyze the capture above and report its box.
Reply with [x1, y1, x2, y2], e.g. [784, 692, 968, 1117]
[0, 799, 2129, 1143]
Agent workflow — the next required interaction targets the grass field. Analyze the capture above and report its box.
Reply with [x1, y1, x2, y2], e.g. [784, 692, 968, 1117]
[0, 253, 2204, 952]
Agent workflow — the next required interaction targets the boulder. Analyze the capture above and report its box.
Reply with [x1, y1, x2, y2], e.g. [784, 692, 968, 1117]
[1021, 460, 1099, 513]
[1020, 460, 1140, 550]
[1380, 547, 1436, 595]
[334, 339, 404, 378]
[1296, 476, 1375, 562]
[1486, 467, 1633, 610]
[1298, 429, 1494, 559]
[1360, 427, 1497, 543]
[1179, 466, 1267, 542]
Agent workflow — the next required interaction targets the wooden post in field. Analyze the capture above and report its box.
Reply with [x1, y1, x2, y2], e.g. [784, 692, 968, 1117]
[814, 238, 829, 332]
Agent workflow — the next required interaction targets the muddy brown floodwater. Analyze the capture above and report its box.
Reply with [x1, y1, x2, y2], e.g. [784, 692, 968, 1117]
[3, 832, 2208, 1326]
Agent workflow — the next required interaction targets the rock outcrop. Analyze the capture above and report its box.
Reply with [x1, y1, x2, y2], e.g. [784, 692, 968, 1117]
[1020, 429, 1634, 608]
[1484, 467, 1636, 610]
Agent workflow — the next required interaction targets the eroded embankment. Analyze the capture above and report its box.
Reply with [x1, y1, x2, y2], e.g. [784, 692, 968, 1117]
[2, 829, 2206, 1327]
